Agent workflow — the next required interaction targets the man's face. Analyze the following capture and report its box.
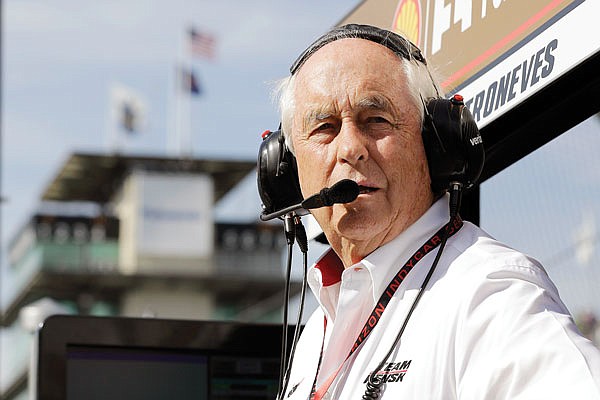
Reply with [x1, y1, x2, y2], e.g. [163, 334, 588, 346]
[290, 38, 434, 259]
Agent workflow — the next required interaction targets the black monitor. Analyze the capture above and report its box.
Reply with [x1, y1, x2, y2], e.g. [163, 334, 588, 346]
[37, 315, 291, 400]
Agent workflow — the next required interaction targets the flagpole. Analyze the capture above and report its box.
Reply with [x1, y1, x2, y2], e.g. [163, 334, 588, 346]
[174, 27, 194, 159]
[169, 27, 185, 158]
[183, 52, 193, 158]
[166, 60, 179, 156]
[107, 84, 121, 154]
[174, 61, 183, 157]
[107, 85, 117, 154]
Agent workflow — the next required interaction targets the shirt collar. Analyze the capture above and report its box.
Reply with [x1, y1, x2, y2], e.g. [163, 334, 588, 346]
[308, 194, 451, 303]
[313, 248, 345, 287]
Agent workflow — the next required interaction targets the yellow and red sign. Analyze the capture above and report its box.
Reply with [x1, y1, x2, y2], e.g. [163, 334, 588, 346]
[392, 0, 421, 45]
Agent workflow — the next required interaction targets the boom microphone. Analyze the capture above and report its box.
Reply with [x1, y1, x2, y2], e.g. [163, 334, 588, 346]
[260, 179, 359, 221]
[301, 179, 360, 209]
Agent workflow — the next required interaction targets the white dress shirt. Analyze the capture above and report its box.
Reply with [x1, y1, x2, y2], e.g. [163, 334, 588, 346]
[284, 195, 600, 399]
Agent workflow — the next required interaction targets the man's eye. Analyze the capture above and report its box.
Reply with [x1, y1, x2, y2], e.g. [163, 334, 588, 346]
[367, 116, 390, 124]
[362, 116, 396, 135]
[316, 123, 333, 130]
[307, 122, 337, 143]
[313, 122, 336, 133]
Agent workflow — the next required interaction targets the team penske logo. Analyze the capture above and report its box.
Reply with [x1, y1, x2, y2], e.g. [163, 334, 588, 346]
[392, 0, 421, 46]
[364, 360, 412, 384]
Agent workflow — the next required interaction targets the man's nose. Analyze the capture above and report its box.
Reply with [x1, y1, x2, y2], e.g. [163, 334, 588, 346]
[336, 122, 368, 165]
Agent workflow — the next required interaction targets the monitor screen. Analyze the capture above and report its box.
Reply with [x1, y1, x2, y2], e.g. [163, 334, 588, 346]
[37, 315, 291, 400]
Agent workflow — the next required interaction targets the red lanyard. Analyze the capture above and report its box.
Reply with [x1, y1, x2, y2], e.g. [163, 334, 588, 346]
[309, 216, 463, 400]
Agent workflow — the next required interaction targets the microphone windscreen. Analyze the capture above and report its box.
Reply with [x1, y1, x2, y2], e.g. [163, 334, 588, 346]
[321, 179, 359, 206]
[301, 179, 359, 209]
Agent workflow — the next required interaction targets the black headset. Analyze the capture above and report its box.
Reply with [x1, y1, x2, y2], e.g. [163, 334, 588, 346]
[257, 24, 484, 217]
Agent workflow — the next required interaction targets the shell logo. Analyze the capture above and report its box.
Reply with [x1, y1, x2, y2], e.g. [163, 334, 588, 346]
[392, 0, 422, 47]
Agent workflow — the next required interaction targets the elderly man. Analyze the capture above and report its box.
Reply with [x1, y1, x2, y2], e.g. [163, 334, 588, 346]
[264, 24, 600, 399]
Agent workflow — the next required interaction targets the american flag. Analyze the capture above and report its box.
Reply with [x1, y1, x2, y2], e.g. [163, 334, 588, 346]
[188, 27, 216, 59]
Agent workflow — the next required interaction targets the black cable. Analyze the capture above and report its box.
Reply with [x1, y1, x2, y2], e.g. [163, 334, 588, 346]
[449, 182, 463, 218]
[279, 219, 310, 398]
[290, 249, 308, 355]
[294, 217, 309, 254]
[277, 214, 296, 399]
[277, 241, 294, 398]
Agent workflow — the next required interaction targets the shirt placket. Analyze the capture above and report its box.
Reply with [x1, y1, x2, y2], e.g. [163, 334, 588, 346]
[317, 265, 374, 394]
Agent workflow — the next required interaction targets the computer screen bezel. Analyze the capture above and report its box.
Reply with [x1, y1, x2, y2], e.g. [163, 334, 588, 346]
[37, 314, 290, 400]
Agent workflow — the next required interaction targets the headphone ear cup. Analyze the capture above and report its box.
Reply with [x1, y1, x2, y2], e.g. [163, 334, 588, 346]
[422, 96, 485, 193]
[257, 130, 304, 216]
[458, 104, 485, 187]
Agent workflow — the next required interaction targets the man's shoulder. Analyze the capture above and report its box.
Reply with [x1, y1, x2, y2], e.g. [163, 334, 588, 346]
[448, 221, 552, 287]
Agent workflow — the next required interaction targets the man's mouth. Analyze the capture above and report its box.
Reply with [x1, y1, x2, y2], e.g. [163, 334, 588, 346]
[358, 185, 378, 194]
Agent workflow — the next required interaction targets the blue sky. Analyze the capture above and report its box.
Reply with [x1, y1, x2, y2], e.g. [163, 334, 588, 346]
[2, 0, 360, 240]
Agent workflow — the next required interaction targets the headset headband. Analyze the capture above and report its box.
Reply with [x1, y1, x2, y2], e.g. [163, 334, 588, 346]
[290, 24, 426, 75]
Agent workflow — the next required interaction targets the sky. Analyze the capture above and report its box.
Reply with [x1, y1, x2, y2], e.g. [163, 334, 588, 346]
[2, 0, 600, 319]
[1, 1, 360, 242]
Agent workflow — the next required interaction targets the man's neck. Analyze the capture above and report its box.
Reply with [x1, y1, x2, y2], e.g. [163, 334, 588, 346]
[329, 210, 431, 268]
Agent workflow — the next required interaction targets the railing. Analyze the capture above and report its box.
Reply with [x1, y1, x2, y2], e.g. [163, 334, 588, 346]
[32, 241, 119, 273]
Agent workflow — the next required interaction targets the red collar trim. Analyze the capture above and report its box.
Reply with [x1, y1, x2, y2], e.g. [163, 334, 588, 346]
[315, 249, 345, 286]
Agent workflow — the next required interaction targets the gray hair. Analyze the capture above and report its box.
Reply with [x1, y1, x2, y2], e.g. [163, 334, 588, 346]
[274, 26, 442, 154]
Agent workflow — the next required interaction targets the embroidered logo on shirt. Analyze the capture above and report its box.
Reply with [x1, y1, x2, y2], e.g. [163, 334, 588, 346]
[364, 360, 412, 384]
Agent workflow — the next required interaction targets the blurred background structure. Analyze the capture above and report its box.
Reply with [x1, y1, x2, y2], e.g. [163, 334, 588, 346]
[2, 1, 600, 399]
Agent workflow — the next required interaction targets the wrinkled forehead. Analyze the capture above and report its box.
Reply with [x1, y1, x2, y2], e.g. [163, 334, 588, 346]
[292, 41, 412, 106]
[290, 24, 426, 75]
